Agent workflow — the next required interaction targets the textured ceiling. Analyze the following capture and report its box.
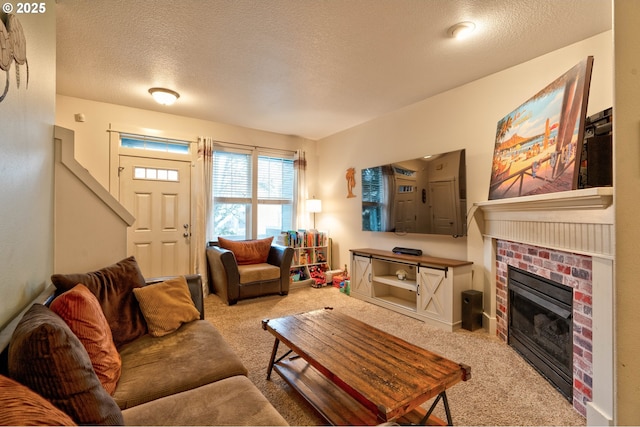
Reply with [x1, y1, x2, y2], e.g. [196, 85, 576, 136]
[56, 0, 612, 140]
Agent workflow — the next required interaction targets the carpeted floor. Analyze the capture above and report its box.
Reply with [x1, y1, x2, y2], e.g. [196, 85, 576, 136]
[204, 285, 586, 426]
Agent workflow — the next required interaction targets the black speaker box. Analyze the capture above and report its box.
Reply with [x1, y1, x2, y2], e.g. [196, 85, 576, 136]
[579, 107, 612, 189]
[583, 134, 612, 188]
[461, 290, 483, 331]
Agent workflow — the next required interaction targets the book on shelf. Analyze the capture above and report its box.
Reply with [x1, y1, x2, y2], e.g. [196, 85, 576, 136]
[277, 229, 327, 248]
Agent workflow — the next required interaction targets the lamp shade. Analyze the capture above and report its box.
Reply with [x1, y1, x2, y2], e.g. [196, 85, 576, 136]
[306, 199, 322, 213]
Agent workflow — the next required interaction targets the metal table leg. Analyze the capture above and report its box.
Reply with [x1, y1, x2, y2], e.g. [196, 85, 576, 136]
[266, 338, 280, 380]
[266, 337, 294, 380]
[419, 391, 454, 426]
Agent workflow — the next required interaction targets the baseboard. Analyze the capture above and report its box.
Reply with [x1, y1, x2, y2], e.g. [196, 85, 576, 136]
[587, 402, 613, 426]
[483, 312, 496, 335]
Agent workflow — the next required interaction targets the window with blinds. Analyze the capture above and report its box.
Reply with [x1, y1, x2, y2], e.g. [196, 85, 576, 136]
[211, 148, 294, 240]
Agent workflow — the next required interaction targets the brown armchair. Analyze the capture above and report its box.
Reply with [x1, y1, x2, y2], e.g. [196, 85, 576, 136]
[206, 241, 294, 305]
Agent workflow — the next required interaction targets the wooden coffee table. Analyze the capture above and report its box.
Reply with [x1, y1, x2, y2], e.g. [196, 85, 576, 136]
[262, 308, 471, 425]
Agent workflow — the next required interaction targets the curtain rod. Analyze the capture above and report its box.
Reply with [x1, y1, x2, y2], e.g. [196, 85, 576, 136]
[209, 139, 296, 156]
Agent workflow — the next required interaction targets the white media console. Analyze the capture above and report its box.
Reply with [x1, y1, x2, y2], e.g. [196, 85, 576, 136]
[350, 248, 473, 331]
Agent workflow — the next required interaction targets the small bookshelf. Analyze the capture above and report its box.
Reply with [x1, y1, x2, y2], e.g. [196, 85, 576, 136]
[277, 230, 331, 287]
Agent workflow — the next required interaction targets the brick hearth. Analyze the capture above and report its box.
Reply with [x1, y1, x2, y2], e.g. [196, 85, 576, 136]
[495, 239, 593, 417]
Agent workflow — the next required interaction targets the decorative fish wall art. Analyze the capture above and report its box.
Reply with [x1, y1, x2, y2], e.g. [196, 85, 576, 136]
[0, 13, 29, 103]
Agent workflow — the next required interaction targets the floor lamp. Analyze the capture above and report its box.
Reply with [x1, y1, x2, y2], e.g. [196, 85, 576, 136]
[306, 198, 322, 229]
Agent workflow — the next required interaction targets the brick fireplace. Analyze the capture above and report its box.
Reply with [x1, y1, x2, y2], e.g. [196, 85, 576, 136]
[495, 240, 593, 415]
[475, 188, 614, 426]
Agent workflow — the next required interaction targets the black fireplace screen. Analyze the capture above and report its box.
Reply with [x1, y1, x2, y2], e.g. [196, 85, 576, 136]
[508, 266, 573, 401]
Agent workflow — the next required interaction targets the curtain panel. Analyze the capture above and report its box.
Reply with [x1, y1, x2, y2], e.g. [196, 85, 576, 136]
[195, 137, 214, 290]
[294, 150, 308, 229]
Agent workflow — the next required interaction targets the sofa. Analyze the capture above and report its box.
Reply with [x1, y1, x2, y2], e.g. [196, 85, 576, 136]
[0, 256, 288, 426]
[207, 237, 294, 305]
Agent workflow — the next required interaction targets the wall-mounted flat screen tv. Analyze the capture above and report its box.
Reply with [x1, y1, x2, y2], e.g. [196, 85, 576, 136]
[361, 149, 466, 237]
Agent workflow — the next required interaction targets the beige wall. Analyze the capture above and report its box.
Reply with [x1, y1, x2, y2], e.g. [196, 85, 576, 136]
[613, 1, 640, 424]
[0, 4, 56, 328]
[55, 96, 316, 193]
[53, 126, 133, 274]
[317, 31, 613, 283]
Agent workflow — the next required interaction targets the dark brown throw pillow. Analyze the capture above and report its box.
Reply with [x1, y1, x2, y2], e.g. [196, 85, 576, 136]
[8, 304, 124, 425]
[51, 256, 148, 348]
[0, 374, 77, 426]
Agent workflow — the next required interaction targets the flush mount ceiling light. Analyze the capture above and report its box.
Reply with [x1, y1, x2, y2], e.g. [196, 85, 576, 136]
[148, 87, 180, 105]
[448, 21, 476, 39]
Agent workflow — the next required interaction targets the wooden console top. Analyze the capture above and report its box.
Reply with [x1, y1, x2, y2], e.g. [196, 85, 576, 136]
[350, 248, 473, 268]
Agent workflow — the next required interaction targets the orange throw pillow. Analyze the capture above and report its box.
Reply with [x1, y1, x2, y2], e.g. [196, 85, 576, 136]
[0, 374, 76, 426]
[218, 236, 274, 265]
[50, 284, 122, 396]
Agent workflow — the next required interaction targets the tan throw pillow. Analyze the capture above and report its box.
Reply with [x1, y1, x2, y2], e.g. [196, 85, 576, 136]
[133, 276, 201, 337]
[218, 236, 274, 265]
[0, 374, 77, 426]
[51, 256, 148, 348]
[8, 304, 124, 425]
[50, 284, 122, 396]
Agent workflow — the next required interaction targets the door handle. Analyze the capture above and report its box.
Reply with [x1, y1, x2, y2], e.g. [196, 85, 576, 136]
[183, 224, 190, 238]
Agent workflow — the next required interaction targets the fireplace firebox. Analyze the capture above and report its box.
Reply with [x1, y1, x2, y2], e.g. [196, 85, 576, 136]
[508, 266, 573, 401]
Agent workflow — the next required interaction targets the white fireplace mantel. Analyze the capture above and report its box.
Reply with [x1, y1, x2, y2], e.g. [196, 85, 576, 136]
[476, 186, 613, 211]
[475, 187, 614, 259]
[474, 187, 614, 426]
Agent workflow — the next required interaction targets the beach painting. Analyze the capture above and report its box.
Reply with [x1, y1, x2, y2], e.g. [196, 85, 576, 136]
[488, 57, 594, 200]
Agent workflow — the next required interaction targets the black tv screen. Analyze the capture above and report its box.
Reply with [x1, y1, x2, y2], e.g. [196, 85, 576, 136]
[361, 149, 466, 237]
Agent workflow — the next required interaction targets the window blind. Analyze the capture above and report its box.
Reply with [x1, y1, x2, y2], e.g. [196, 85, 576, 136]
[213, 150, 252, 199]
[258, 156, 294, 201]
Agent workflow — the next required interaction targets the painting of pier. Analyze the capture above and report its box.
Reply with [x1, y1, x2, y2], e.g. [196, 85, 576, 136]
[488, 57, 594, 200]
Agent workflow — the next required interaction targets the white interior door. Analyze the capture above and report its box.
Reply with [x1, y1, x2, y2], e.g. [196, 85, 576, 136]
[119, 156, 191, 278]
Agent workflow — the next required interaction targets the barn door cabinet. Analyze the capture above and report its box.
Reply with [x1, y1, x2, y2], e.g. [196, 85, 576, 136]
[350, 248, 473, 331]
[351, 253, 372, 297]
